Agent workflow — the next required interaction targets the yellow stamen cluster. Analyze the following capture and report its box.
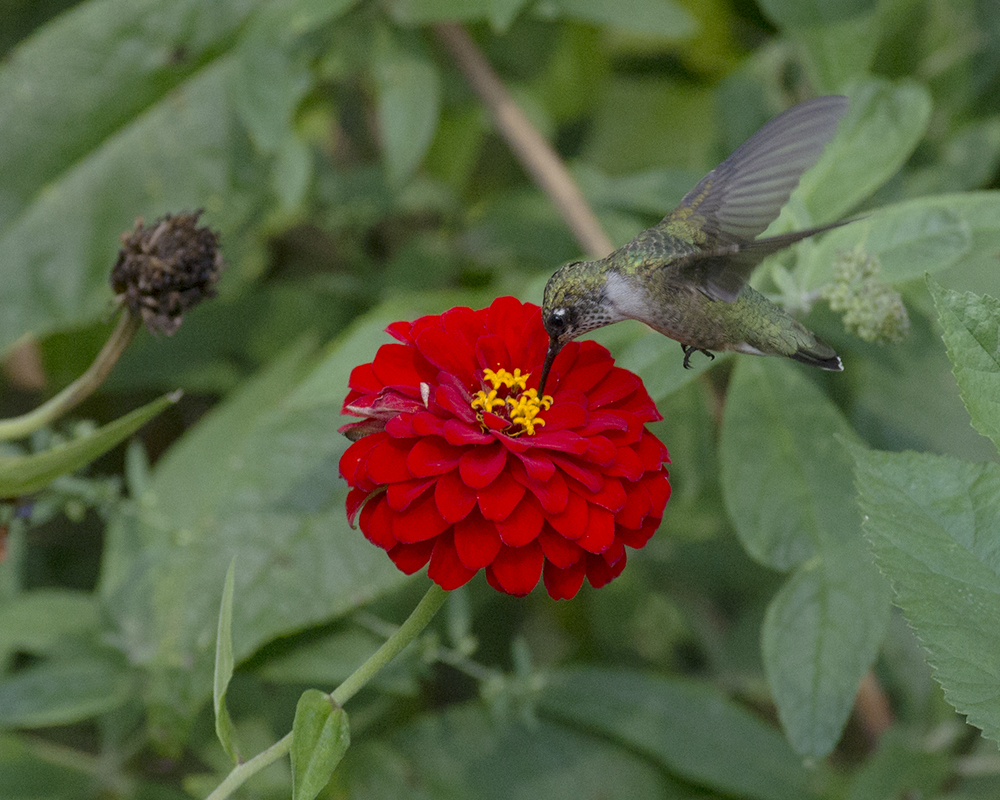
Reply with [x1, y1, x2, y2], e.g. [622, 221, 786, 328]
[471, 368, 553, 436]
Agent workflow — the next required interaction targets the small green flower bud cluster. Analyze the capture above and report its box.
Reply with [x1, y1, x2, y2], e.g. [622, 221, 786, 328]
[822, 249, 909, 344]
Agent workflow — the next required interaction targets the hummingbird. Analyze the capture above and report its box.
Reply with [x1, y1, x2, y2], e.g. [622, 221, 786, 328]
[538, 95, 850, 394]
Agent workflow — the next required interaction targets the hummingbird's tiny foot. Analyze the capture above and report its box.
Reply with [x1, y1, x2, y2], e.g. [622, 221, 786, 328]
[681, 345, 715, 369]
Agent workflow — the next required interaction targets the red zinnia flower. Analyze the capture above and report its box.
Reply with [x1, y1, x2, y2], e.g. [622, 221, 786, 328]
[338, 297, 670, 600]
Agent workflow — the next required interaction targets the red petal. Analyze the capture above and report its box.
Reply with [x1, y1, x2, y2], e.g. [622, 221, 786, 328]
[372, 343, 425, 388]
[529, 430, 590, 455]
[556, 343, 613, 393]
[475, 334, 512, 374]
[618, 517, 660, 548]
[539, 401, 588, 432]
[477, 471, 526, 521]
[428, 532, 478, 590]
[407, 438, 463, 477]
[444, 419, 493, 445]
[391, 493, 451, 543]
[339, 432, 385, 487]
[601, 540, 625, 566]
[496, 495, 544, 546]
[385, 415, 416, 437]
[617, 482, 652, 529]
[412, 412, 446, 436]
[538, 526, 584, 568]
[387, 478, 435, 511]
[359, 495, 397, 550]
[459, 444, 507, 489]
[637, 430, 669, 470]
[578, 506, 615, 554]
[346, 362, 381, 394]
[435, 385, 478, 424]
[585, 476, 627, 513]
[586, 550, 626, 588]
[453, 511, 502, 570]
[387, 540, 434, 574]
[434, 470, 478, 523]
[645, 471, 671, 515]
[606, 446, 644, 480]
[547, 490, 588, 540]
[346, 487, 370, 527]
[549, 454, 602, 492]
[367, 438, 415, 484]
[487, 542, 544, 596]
[516, 469, 569, 515]
[578, 410, 629, 437]
[514, 449, 555, 482]
[583, 435, 617, 465]
[543, 560, 587, 600]
[588, 366, 640, 406]
[386, 320, 415, 344]
[416, 327, 477, 379]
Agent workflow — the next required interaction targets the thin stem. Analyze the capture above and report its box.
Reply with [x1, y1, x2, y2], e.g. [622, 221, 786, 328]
[433, 23, 614, 260]
[205, 582, 449, 800]
[0, 311, 142, 442]
[332, 582, 449, 706]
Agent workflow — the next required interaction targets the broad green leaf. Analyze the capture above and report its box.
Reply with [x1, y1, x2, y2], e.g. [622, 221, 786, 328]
[856, 448, 1000, 745]
[213, 558, 239, 763]
[374, 33, 441, 186]
[762, 544, 890, 758]
[721, 359, 890, 756]
[756, 0, 876, 28]
[0, 653, 132, 728]
[0, 392, 178, 496]
[351, 700, 685, 799]
[538, 667, 821, 800]
[793, 12, 880, 93]
[540, 0, 697, 39]
[796, 78, 931, 224]
[0, 590, 98, 663]
[929, 281, 1000, 451]
[389, 0, 531, 29]
[0, 732, 98, 800]
[291, 690, 350, 800]
[0, 0, 274, 354]
[720, 359, 861, 570]
[844, 728, 950, 800]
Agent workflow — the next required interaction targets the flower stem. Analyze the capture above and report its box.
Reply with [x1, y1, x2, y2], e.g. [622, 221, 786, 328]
[205, 582, 449, 800]
[0, 311, 142, 442]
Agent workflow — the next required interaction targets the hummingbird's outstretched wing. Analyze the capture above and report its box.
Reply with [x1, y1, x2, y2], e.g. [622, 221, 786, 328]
[658, 95, 849, 301]
[669, 218, 853, 302]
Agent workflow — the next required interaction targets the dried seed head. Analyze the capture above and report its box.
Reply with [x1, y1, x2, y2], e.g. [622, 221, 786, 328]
[111, 211, 225, 335]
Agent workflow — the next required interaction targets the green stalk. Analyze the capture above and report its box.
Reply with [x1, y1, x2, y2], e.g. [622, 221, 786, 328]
[206, 582, 449, 800]
[0, 311, 142, 442]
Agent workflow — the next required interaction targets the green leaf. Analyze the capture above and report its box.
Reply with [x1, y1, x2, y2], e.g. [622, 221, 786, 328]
[761, 544, 890, 758]
[0, 590, 98, 663]
[844, 728, 950, 800]
[855, 447, 1000, 745]
[389, 0, 531, 29]
[796, 78, 931, 224]
[213, 558, 239, 764]
[0, 732, 98, 800]
[353, 701, 686, 799]
[720, 359, 890, 757]
[291, 690, 350, 800]
[0, 0, 273, 354]
[0, 392, 178, 497]
[756, 0, 876, 28]
[374, 33, 441, 186]
[720, 359, 861, 569]
[538, 667, 822, 800]
[0, 653, 132, 728]
[541, 0, 697, 39]
[929, 280, 1000, 451]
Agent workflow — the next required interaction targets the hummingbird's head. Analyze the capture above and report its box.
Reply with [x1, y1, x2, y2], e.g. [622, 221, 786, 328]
[538, 260, 612, 393]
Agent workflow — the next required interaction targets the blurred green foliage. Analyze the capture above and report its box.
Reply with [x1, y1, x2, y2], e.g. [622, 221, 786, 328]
[3, 0, 1000, 797]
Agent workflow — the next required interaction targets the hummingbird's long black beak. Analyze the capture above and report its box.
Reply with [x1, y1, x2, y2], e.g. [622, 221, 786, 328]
[537, 337, 562, 396]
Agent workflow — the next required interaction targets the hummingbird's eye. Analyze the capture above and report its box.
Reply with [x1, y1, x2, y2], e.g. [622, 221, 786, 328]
[546, 309, 568, 334]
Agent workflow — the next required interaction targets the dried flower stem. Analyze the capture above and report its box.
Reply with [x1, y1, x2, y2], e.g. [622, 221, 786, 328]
[205, 582, 449, 800]
[433, 23, 614, 260]
[0, 311, 142, 442]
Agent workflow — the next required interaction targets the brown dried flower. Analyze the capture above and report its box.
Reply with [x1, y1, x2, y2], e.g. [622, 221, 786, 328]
[111, 211, 225, 335]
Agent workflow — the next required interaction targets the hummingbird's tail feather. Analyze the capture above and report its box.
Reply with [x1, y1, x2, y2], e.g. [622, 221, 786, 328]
[789, 338, 843, 371]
